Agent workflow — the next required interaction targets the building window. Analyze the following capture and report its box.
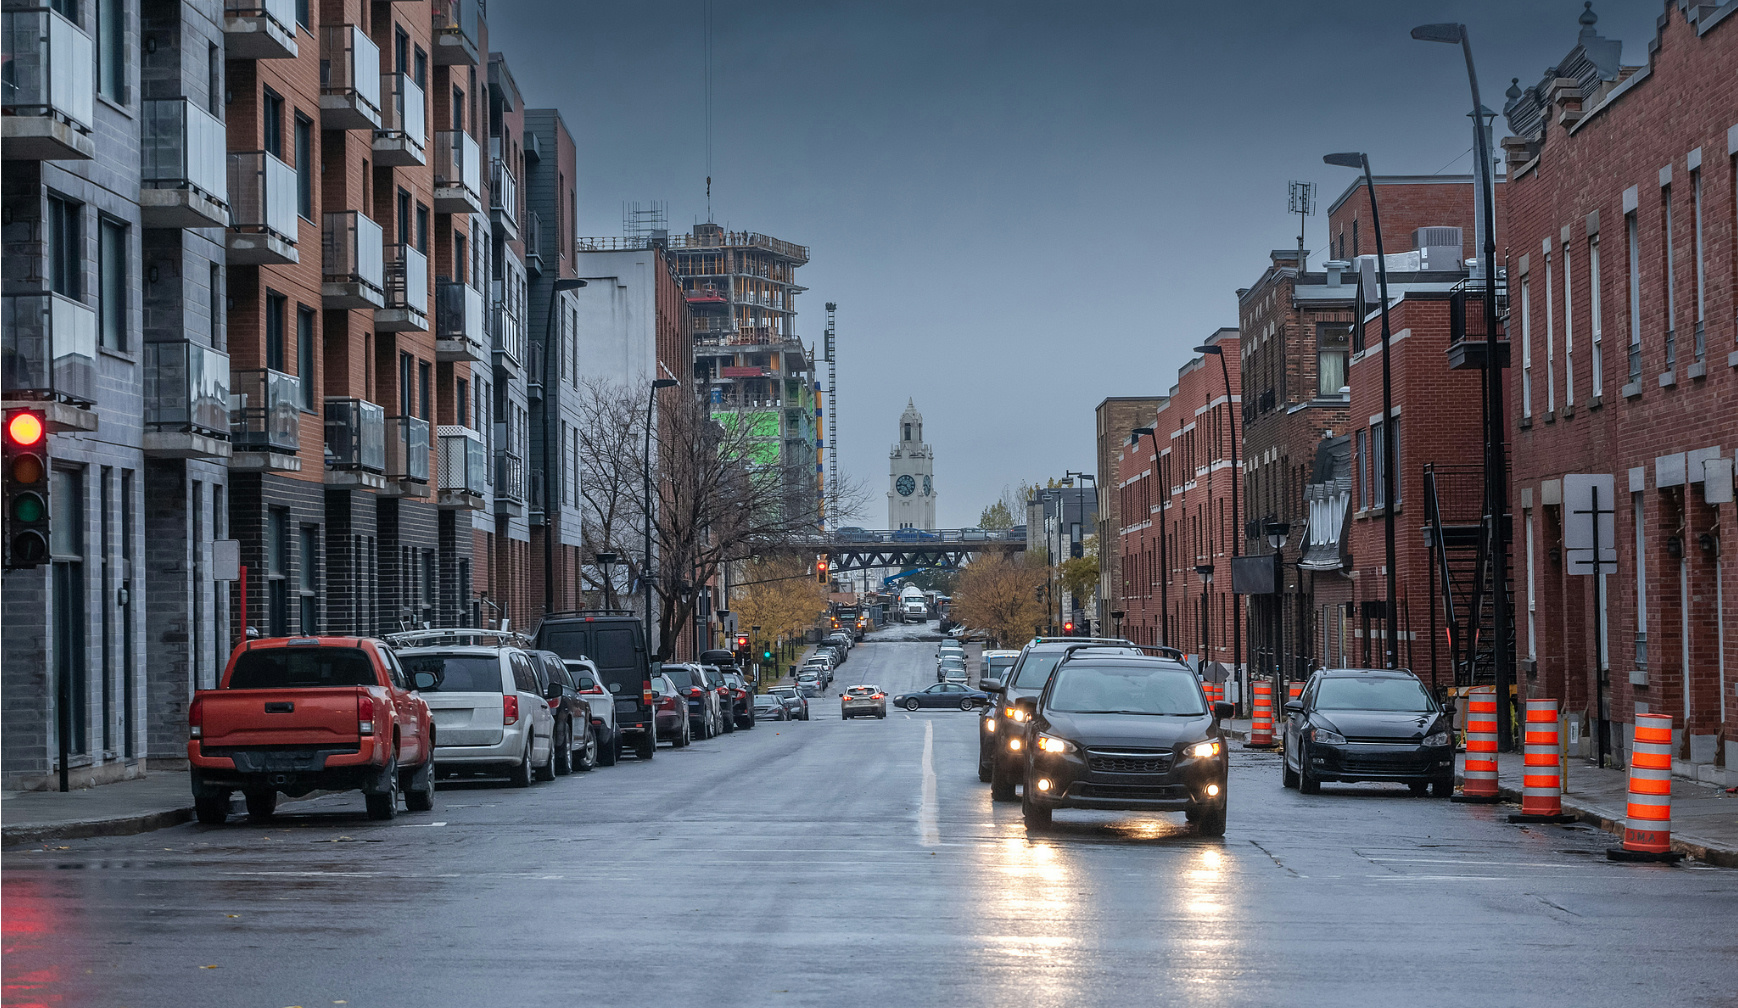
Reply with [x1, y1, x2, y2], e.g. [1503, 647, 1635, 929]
[262, 89, 283, 157]
[1519, 276, 1532, 417]
[1316, 324, 1349, 397]
[267, 509, 288, 637]
[294, 114, 313, 220]
[97, 0, 123, 101]
[294, 0, 308, 28]
[413, 47, 426, 89]
[1370, 420, 1387, 509]
[1631, 491, 1647, 668]
[265, 291, 286, 371]
[396, 188, 411, 246]
[1525, 508, 1537, 661]
[415, 204, 429, 254]
[399, 352, 413, 416]
[98, 216, 127, 351]
[1562, 245, 1574, 407]
[298, 526, 317, 634]
[451, 86, 463, 131]
[45, 194, 81, 298]
[297, 306, 315, 409]
[1661, 185, 1676, 368]
[454, 233, 466, 283]
[418, 361, 431, 420]
[207, 42, 220, 117]
[455, 377, 468, 427]
[1626, 210, 1641, 380]
[1355, 429, 1369, 510]
[51, 466, 87, 756]
[1589, 236, 1603, 397]
[1690, 167, 1705, 360]
[1543, 251, 1555, 413]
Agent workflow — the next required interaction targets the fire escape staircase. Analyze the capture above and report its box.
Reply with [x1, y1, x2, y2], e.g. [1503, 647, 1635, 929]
[1424, 464, 1514, 687]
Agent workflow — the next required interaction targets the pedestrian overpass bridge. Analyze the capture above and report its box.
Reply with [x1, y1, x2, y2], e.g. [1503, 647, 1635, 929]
[774, 528, 1026, 573]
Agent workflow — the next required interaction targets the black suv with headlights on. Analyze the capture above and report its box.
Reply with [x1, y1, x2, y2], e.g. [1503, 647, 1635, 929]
[980, 637, 1141, 799]
[1011, 651, 1232, 834]
[1281, 668, 1456, 796]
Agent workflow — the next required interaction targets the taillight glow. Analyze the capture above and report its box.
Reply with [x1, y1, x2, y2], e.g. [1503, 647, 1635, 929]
[188, 698, 204, 738]
[358, 693, 376, 735]
[503, 694, 520, 725]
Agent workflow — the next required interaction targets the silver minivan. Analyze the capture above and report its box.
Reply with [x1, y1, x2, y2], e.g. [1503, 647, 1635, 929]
[397, 644, 556, 787]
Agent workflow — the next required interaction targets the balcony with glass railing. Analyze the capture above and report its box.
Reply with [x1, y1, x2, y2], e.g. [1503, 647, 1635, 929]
[489, 155, 518, 240]
[230, 368, 300, 458]
[437, 425, 487, 509]
[140, 98, 229, 228]
[2, 7, 95, 160]
[523, 210, 543, 275]
[431, 0, 479, 65]
[223, 0, 297, 59]
[319, 24, 380, 130]
[433, 130, 482, 214]
[373, 71, 426, 167]
[435, 278, 486, 362]
[2, 292, 97, 405]
[324, 397, 386, 487]
[490, 283, 525, 371]
[322, 211, 385, 309]
[494, 449, 526, 512]
[384, 415, 431, 493]
[376, 243, 429, 332]
[143, 340, 231, 458]
[226, 150, 298, 264]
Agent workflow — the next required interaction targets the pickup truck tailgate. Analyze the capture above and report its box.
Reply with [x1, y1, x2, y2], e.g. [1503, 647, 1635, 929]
[198, 688, 365, 748]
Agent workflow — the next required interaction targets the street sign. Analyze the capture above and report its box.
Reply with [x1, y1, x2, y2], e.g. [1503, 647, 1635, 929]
[212, 539, 241, 582]
[1563, 473, 1616, 575]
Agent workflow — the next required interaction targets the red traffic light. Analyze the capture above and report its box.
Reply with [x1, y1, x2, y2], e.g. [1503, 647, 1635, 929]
[1063, 621, 1076, 635]
[6, 411, 44, 447]
[735, 634, 749, 649]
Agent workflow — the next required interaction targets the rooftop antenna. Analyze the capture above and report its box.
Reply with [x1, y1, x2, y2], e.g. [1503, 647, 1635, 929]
[1289, 180, 1316, 269]
[824, 302, 837, 528]
[704, 0, 714, 223]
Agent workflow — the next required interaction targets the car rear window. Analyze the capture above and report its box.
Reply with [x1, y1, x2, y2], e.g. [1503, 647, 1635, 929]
[399, 655, 504, 694]
[229, 647, 376, 689]
[663, 667, 699, 690]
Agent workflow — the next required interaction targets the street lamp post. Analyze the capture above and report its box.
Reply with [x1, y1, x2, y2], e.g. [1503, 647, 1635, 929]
[540, 278, 587, 615]
[1411, 21, 1514, 749]
[594, 550, 618, 609]
[1265, 522, 1290, 703]
[1194, 564, 1214, 675]
[1111, 609, 1125, 639]
[644, 377, 680, 656]
[1324, 151, 1399, 672]
[1194, 342, 1243, 714]
[1131, 428, 1169, 645]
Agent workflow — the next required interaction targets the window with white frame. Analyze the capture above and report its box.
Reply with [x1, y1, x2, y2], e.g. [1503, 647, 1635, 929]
[1544, 247, 1555, 413]
[1562, 243, 1575, 406]
[1589, 235, 1604, 396]
[1626, 211, 1641, 381]
[1520, 275, 1533, 417]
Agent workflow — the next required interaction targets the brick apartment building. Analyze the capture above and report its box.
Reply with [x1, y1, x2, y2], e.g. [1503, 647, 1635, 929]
[1115, 328, 1241, 684]
[1500, 0, 1736, 779]
[1095, 395, 1165, 636]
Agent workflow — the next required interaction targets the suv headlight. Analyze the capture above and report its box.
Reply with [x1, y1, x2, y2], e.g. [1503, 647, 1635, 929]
[1036, 734, 1076, 754]
[1186, 740, 1222, 759]
[1311, 727, 1346, 745]
[1003, 706, 1027, 723]
[1423, 730, 1452, 747]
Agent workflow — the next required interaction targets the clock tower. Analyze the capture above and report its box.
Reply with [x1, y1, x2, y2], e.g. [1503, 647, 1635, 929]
[888, 399, 937, 530]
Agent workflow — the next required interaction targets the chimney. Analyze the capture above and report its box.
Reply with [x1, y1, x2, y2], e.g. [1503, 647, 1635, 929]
[1324, 260, 1348, 287]
[1550, 77, 1585, 127]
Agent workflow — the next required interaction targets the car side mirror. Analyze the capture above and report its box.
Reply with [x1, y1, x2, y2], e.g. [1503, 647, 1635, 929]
[1213, 701, 1234, 722]
[544, 681, 563, 701]
[980, 678, 1004, 693]
[1013, 697, 1038, 718]
[1283, 700, 1304, 715]
[412, 671, 438, 691]
[1441, 703, 1457, 717]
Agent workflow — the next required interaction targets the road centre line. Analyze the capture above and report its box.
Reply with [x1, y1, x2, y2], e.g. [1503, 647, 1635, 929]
[919, 719, 939, 847]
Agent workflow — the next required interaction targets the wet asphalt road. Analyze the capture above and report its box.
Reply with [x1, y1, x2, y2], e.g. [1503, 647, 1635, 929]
[5, 626, 1737, 1008]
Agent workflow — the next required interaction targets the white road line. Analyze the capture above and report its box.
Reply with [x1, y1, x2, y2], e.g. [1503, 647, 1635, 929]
[918, 719, 939, 847]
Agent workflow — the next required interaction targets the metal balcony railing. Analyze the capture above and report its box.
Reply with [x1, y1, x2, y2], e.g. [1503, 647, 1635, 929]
[325, 397, 386, 472]
[2, 292, 97, 404]
[228, 150, 298, 239]
[431, 0, 480, 64]
[322, 210, 385, 293]
[489, 155, 517, 223]
[384, 243, 429, 314]
[434, 130, 481, 203]
[386, 415, 430, 483]
[494, 450, 525, 503]
[436, 278, 485, 343]
[437, 426, 487, 496]
[490, 285, 524, 366]
[225, 0, 295, 27]
[144, 340, 230, 437]
[377, 71, 425, 152]
[318, 24, 380, 123]
[524, 210, 542, 270]
[230, 368, 300, 453]
[140, 98, 227, 205]
[1, 8, 95, 132]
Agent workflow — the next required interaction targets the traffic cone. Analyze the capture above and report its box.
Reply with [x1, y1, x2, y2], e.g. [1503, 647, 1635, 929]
[1508, 698, 1575, 823]
[1246, 679, 1277, 749]
[1453, 685, 1501, 803]
[1287, 681, 1303, 705]
[1608, 713, 1684, 862]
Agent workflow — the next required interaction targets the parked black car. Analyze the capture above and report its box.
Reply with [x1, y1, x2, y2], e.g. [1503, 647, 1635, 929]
[1012, 651, 1231, 834]
[720, 669, 755, 728]
[895, 682, 990, 711]
[662, 664, 726, 739]
[534, 610, 656, 760]
[529, 650, 596, 774]
[697, 664, 737, 734]
[1281, 668, 1456, 796]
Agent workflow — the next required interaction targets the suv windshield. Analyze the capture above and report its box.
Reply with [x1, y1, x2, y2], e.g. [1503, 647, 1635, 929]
[1047, 664, 1204, 716]
[230, 647, 374, 689]
[1315, 676, 1434, 712]
[399, 654, 504, 693]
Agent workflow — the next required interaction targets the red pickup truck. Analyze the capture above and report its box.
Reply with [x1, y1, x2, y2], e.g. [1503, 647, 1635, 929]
[188, 636, 436, 823]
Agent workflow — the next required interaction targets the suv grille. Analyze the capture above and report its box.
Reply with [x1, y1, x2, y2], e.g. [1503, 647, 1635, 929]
[1073, 783, 1186, 800]
[1084, 748, 1173, 774]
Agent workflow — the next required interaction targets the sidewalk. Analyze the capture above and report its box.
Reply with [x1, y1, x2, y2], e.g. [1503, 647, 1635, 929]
[2, 771, 195, 847]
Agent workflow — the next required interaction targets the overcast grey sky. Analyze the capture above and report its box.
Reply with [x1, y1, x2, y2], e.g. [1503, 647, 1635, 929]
[489, 0, 1658, 528]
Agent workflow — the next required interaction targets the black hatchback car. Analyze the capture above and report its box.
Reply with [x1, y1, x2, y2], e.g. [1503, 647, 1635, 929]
[1012, 653, 1232, 834]
[1281, 668, 1456, 796]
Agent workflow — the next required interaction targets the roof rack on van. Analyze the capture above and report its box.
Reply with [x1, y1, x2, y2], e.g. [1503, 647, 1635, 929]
[538, 609, 635, 620]
[382, 627, 532, 649]
[1051, 642, 1188, 666]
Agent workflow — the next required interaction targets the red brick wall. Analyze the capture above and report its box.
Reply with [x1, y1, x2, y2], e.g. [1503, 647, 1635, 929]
[1503, 2, 1737, 766]
[1327, 177, 1507, 264]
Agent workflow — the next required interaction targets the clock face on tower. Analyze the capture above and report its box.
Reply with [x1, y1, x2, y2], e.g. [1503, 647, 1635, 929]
[922, 475, 932, 496]
[896, 475, 916, 496]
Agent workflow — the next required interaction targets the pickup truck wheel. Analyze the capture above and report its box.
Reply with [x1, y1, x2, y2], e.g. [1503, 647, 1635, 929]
[552, 721, 573, 776]
[507, 740, 534, 788]
[194, 793, 231, 825]
[365, 758, 399, 820]
[243, 791, 277, 821]
[635, 728, 656, 761]
[596, 727, 618, 766]
[403, 760, 436, 812]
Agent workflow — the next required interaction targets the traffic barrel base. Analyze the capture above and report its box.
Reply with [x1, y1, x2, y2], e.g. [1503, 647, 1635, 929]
[1606, 846, 1684, 863]
[1508, 810, 1579, 823]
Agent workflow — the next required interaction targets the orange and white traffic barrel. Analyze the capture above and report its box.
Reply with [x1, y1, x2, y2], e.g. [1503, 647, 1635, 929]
[1246, 679, 1276, 748]
[1288, 681, 1303, 704]
[1508, 698, 1575, 822]
[1607, 713, 1684, 862]
[1453, 685, 1500, 803]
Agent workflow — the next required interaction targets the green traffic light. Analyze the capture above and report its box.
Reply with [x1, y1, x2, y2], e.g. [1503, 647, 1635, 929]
[11, 492, 44, 524]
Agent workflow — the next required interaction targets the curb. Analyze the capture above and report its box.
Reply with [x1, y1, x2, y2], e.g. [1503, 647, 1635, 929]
[1492, 782, 1737, 868]
[2, 806, 194, 848]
